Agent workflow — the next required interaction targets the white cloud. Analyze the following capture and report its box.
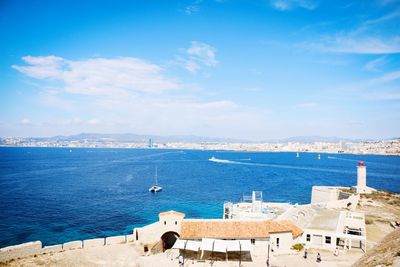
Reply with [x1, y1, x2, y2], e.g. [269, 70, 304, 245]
[13, 56, 66, 79]
[361, 9, 400, 27]
[296, 102, 318, 109]
[366, 92, 400, 100]
[37, 90, 75, 111]
[87, 118, 100, 125]
[270, 0, 318, 11]
[364, 57, 387, 72]
[302, 9, 400, 55]
[13, 56, 178, 96]
[305, 35, 400, 54]
[187, 42, 218, 66]
[184, 0, 203, 15]
[12, 55, 274, 140]
[180, 41, 218, 73]
[20, 118, 31, 125]
[367, 70, 400, 85]
[184, 60, 201, 73]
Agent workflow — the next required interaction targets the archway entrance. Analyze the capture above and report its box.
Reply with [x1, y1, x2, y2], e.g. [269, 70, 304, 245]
[161, 231, 180, 252]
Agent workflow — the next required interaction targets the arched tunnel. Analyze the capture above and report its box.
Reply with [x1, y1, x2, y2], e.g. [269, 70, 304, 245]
[161, 231, 180, 251]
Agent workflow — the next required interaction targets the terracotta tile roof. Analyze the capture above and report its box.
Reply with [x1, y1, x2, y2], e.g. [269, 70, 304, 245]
[180, 219, 303, 239]
[277, 220, 304, 238]
[158, 210, 185, 218]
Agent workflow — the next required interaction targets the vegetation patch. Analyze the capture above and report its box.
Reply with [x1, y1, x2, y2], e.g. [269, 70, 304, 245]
[365, 217, 374, 224]
[291, 243, 304, 251]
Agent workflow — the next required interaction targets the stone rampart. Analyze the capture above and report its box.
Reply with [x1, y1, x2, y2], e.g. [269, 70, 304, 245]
[83, 238, 105, 248]
[62, 240, 83, 250]
[105, 235, 126, 245]
[126, 234, 135, 242]
[41, 244, 63, 254]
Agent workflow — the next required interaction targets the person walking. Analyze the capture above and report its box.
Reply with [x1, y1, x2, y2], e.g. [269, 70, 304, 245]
[334, 247, 339, 256]
[303, 248, 308, 259]
[178, 254, 184, 266]
[316, 252, 321, 263]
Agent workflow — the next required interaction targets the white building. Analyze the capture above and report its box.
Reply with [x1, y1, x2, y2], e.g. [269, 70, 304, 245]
[301, 210, 367, 252]
[133, 210, 303, 259]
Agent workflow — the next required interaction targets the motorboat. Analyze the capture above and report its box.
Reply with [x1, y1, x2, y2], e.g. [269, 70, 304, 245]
[209, 156, 231, 163]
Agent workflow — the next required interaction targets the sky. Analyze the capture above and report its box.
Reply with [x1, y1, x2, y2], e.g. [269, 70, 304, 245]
[0, 0, 400, 140]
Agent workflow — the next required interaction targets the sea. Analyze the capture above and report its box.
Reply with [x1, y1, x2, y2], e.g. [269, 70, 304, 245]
[0, 147, 399, 248]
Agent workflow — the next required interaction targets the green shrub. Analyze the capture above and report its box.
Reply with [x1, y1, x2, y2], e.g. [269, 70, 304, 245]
[365, 218, 374, 224]
[291, 243, 304, 251]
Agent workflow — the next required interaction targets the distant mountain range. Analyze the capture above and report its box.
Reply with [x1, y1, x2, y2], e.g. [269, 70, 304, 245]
[23, 133, 248, 144]
[265, 136, 364, 144]
[2, 133, 397, 144]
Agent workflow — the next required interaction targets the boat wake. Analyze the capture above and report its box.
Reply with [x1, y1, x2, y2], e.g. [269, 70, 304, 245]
[328, 156, 360, 162]
[209, 156, 358, 175]
[209, 156, 237, 164]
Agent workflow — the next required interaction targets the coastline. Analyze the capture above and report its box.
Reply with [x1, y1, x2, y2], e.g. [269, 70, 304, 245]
[1, 145, 399, 157]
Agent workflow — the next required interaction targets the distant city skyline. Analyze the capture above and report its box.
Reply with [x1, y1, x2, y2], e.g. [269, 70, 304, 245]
[1, 0, 400, 140]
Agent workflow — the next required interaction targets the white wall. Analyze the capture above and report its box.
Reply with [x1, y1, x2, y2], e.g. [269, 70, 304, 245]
[311, 186, 338, 204]
[83, 238, 105, 247]
[105, 235, 126, 245]
[302, 229, 337, 251]
[270, 232, 293, 251]
[134, 222, 162, 245]
[63, 240, 82, 250]
[133, 212, 184, 246]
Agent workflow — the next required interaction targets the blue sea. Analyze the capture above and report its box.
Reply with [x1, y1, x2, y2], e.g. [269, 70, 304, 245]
[0, 147, 399, 248]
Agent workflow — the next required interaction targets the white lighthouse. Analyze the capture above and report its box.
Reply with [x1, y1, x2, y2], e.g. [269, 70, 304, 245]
[353, 161, 375, 194]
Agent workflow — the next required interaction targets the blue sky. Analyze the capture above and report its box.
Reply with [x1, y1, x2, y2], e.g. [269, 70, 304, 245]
[1, 0, 399, 140]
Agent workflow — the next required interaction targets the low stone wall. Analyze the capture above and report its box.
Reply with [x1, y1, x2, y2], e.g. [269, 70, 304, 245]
[126, 234, 135, 243]
[41, 244, 63, 254]
[0, 241, 42, 263]
[83, 238, 105, 248]
[63, 240, 83, 250]
[0, 233, 136, 262]
[105, 235, 126, 245]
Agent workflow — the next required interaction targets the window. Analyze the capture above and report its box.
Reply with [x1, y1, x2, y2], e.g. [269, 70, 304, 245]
[164, 221, 166, 225]
[325, 236, 331, 244]
[306, 234, 311, 242]
[175, 221, 177, 225]
[276, 238, 280, 248]
[251, 239, 255, 244]
[136, 230, 139, 241]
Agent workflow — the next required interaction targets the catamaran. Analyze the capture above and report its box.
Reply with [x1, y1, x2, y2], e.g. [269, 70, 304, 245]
[149, 166, 162, 193]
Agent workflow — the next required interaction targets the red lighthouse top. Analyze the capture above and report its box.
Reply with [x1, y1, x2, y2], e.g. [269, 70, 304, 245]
[358, 161, 365, 166]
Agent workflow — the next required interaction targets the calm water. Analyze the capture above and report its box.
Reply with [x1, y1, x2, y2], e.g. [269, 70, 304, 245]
[0, 147, 399, 247]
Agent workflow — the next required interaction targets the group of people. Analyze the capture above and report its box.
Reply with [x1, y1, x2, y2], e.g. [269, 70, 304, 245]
[303, 247, 339, 263]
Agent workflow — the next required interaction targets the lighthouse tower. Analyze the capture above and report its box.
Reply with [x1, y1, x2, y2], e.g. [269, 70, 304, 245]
[353, 161, 375, 194]
[357, 161, 367, 190]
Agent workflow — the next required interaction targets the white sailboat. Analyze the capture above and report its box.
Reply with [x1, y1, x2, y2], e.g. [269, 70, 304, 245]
[149, 166, 162, 193]
[296, 152, 300, 158]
